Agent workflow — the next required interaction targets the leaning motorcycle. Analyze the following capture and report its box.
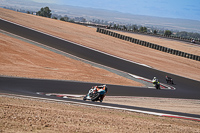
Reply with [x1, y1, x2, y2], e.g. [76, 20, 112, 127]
[83, 87, 106, 102]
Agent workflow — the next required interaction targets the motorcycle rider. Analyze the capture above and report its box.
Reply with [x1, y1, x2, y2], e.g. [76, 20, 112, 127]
[152, 77, 161, 89]
[165, 75, 174, 84]
[84, 85, 108, 102]
[96, 85, 108, 102]
[152, 77, 159, 87]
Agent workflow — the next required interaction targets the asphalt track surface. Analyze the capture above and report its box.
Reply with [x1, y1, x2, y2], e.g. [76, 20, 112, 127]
[1, 77, 200, 120]
[1, 18, 200, 120]
[1, 18, 200, 99]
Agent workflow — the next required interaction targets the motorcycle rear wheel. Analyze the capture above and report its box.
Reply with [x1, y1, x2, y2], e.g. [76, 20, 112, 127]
[156, 85, 160, 89]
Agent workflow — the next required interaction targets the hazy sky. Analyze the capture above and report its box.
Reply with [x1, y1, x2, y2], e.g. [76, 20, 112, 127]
[31, 0, 200, 21]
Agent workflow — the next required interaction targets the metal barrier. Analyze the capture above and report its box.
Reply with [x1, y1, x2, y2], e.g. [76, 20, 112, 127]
[96, 28, 200, 61]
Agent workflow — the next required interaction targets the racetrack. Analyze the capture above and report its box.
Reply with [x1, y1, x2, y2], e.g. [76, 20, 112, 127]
[1, 9, 200, 133]
[1, 77, 200, 121]
[0, 18, 200, 100]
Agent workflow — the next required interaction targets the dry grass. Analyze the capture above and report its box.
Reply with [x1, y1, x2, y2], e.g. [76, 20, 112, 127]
[0, 8, 200, 81]
[1, 96, 200, 133]
[0, 32, 142, 86]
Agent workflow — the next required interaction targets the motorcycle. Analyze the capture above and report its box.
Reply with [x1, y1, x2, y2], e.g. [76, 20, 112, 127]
[152, 77, 160, 89]
[166, 76, 174, 84]
[155, 82, 161, 89]
[83, 85, 107, 102]
[153, 81, 161, 89]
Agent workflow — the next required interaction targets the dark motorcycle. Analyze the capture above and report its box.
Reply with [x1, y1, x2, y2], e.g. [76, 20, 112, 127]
[166, 76, 174, 84]
[155, 82, 161, 89]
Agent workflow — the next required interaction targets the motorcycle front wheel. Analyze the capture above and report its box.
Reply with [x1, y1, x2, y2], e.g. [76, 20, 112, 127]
[83, 96, 86, 100]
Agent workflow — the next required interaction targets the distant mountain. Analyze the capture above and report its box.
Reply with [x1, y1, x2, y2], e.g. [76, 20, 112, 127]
[1, 0, 200, 33]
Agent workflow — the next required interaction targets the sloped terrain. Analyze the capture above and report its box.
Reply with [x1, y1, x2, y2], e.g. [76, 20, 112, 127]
[1, 96, 200, 133]
[0, 8, 200, 81]
[0, 32, 141, 86]
[0, 8, 200, 132]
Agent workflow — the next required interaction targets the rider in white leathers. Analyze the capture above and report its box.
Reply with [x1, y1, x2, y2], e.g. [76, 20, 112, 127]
[152, 77, 158, 86]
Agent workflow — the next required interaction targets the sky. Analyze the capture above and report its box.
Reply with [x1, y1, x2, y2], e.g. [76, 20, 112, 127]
[31, 0, 200, 21]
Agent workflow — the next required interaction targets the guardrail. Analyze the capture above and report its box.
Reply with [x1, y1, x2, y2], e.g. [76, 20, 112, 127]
[97, 28, 200, 61]
[69, 21, 200, 44]
[110, 28, 200, 44]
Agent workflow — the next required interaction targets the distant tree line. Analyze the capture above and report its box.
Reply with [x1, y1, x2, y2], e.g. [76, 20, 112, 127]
[176, 31, 200, 39]
[4, 6, 199, 40]
[111, 24, 200, 39]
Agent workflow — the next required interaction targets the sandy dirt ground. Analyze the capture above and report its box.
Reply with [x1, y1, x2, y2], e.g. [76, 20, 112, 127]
[0, 8, 200, 132]
[71, 96, 200, 115]
[0, 96, 200, 133]
[0, 32, 142, 87]
[0, 8, 200, 81]
[103, 96, 200, 115]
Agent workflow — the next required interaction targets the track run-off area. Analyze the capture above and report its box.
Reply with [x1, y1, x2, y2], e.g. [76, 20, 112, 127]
[0, 18, 200, 121]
